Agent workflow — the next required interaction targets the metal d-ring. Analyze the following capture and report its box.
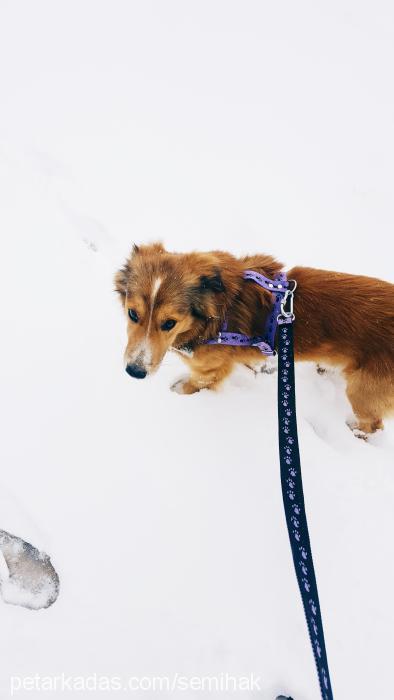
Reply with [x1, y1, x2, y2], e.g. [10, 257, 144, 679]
[278, 279, 297, 321]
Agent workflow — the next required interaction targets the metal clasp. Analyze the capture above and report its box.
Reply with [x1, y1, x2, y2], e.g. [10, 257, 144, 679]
[278, 279, 297, 322]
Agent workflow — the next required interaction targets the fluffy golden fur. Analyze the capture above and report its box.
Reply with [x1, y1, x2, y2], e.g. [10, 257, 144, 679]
[115, 243, 394, 435]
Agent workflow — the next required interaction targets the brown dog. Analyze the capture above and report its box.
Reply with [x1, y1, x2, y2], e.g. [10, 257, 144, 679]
[115, 243, 394, 435]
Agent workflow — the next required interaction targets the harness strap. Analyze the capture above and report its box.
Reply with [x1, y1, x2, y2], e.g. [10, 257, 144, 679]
[204, 331, 275, 355]
[203, 269, 289, 355]
[264, 270, 288, 349]
[278, 318, 334, 699]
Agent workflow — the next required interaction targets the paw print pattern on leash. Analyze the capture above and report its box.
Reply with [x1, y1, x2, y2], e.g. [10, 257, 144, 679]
[278, 324, 332, 700]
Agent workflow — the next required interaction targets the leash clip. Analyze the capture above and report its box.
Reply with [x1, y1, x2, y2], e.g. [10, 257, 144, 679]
[278, 279, 297, 322]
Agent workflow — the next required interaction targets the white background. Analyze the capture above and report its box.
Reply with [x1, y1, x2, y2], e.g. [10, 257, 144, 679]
[0, 2, 393, 698]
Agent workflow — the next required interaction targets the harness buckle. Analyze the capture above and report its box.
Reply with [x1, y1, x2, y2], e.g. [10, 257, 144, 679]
[278, 279, 297, 322]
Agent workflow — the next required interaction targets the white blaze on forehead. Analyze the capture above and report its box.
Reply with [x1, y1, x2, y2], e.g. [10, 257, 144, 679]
[151, 277, 162, 301]
[147, 277, 162, 329]
[144, 277, 162, 355]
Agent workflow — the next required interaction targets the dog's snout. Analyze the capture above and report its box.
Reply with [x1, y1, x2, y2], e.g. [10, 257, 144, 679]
[125, 363, 147, 379]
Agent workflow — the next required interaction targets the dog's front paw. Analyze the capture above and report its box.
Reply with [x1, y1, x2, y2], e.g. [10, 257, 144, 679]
[170, 377, 200, 395]
[346, 420, 369, 441]
[347, 417, 383, 439]
[351, 427, 369, 441]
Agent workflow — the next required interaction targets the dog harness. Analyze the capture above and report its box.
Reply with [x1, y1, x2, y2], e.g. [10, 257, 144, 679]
[203, 269, 292, 355]
[204, 270, 335, 700]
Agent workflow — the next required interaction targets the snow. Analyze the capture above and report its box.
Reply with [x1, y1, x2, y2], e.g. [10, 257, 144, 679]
[0, 1, 393, 698]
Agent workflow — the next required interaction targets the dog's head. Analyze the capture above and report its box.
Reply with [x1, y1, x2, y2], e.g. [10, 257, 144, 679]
[114, 242, 238, 378]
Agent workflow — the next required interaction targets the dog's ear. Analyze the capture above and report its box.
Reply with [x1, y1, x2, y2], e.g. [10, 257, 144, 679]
[114, 261, 131, 302]
[199, 273, 225, 293]
[188, 269, 226, 320]
[114, 242, 143, 300]
[136, 241, 165, 256]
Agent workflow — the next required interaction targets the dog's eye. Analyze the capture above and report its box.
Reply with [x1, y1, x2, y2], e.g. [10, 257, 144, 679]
[161, 319, 177, 331]
[128, 309, 139, 323]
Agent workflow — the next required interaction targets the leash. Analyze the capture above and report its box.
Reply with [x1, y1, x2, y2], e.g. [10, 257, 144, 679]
[277, 296, 333, 700]
[204, 271, 334, 699]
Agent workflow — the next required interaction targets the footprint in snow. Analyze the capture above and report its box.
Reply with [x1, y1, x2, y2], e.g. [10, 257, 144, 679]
[0, 530, 59, 610]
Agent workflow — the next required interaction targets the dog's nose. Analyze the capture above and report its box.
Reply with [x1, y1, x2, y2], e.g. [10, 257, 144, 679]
[125, 364, 147, 379]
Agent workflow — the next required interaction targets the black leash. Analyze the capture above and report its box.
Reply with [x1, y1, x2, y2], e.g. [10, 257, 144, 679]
[277, 316, 334, 700]
[200, 269, 334, 697]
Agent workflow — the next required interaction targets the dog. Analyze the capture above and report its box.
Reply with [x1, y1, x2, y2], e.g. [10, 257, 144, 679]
[115, 242, 394, 435]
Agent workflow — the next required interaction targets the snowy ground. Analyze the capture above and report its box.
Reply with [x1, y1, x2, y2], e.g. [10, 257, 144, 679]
[0, 2, 393, 698]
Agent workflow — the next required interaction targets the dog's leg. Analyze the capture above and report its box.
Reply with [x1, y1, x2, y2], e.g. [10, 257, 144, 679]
[344, 367, 389, 435]
[171, 349, 235, 394]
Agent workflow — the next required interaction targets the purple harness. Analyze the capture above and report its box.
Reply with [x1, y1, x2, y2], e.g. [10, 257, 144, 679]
[204, 269, 290, 355]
